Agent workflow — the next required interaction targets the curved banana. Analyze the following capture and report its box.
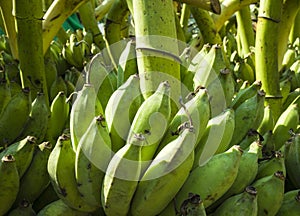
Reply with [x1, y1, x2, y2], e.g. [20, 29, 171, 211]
[75, 115, 112, 208]
[233, 59, 255, 83]
[105, 74, 142, 152]
[252, 171, 285, 216]
[130, 126, 196, 216]
[213, 186, 258, 216]
[49, 76, 68, 102]
[276, 190, 300, 216]
[0, 87, 31, 146]
[176, 145, 242, 209]
[7, 199, 36, 216]
[0, 135, 36, 177]
[239, 129, 262, 150]
[280, 78, 292, 105]
[0, 75, 11, 116]
[47, 134, 98, 212]
[282, 88, 300, 111]
[0, 155, 20, 215]
[70, 83, 103, 151]
[257, 105, 274, 135]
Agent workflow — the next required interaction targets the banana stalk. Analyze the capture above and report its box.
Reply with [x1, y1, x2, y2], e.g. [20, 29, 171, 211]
[277, 0, 300, 69]
[13, 0, 48, 101]
[175, 0, 221, 14]
[190, 7, 222, 45]
[0, 0, 18, 59]
[42, 0, 89, 54]
[132, 0, 181, 113]
[255, 0, 283, 122]
[212, 0, 258, 32]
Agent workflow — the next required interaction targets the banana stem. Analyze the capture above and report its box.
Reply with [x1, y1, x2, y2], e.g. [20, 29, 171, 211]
[190, 7, 222, 44]
[277, 0, 300, 69]
[235, 5, 255, 57]
[255, 0, 283, 121]
[174, 0, 221, 14]
[289, 9, 300, 44]
[95, 0, 115, 21]
[212, 0, 258, 32]
[13, 0, 48, 103]
[0, 0, 18, 59]
[42, 0, 89, 54]
[78, 0, 105, 49]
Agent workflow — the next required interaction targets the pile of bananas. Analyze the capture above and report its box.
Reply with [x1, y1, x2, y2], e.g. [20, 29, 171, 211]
[1, 24, 300, 215]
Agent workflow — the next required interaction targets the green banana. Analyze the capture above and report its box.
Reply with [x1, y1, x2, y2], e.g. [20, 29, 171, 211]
[280, 78, 292, 105]
[19, 92, 50, 143]
[13, 141, 52, 206]
[70, 83, 104, 151]
[213, 186, 258, 216]
[257, 105, 274, 135]
[36, 199, 89, 216]
[9, 80, 23, 97]
[0, 87, 31, 146]
[284, 133, 300, 188]
[75, 115, 112, 208]
[101, 136, 143, 216]
[276, 190, 300, 216]
[252, 171, 285, 216]
[0, 75, 11, 115]
[178, 193, 207, 216]
[176, 145, 242, 208]
[256, 150, 286, 180]
[47, 134, 98, 212]
[239, 129, 262, 150]
[280, 45, 297, 72]
[229, 90, 265, 147]
[105, 74, 142, 152]
[193, 108, 235, 168]
[272, 103, 299, 150]
[0, 155, 20, 215]
[32, 184, 59, 213]
[8, 199, 36, 216]
[130, 126, 196, 216]
[282, 88, 300, 111]
[126, 81, 171, 161]
[45, 91, 70, 145]
[233, 59, 255, 83]
[49, 76, 68, 102]
[157, 86, 210, 153]
[44, 51, 58, 96]
[0, 135, 36, 177]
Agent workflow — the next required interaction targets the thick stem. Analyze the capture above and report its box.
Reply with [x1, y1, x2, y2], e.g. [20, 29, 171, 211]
[190, 7, 222, 45]
[13, 0, 48, 103]
[255, 0, 283, 121]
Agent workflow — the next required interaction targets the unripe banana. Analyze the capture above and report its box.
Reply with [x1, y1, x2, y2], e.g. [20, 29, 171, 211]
[0, 87, 31, 146]
[284, 133, 300, 188]
[239, 129, 262, 150]
[233, 59, 255, 83]
[0, 75, 11, 115]
[70, 83, 103, 151]
[13, 141, 52, 206]
[131, 126, 196, 216]
[179, 193, 207, 216]
[282, 88, 300, 111]
[280, 78, 292, 105]
[19, 92, 50, 143]
[10, 80, 23, 97]
[32, 184, 59, 213]
[176, 145, 242, 208]
[252, 171, 285, 216]
[49, 76, 68, 102]
[127, 81, 171, 161]
[101, 136, 143, 216]
[0, 136, 36, 177]
[62, 43, 78, 68]
[45, 91, 70, 145]
[256, 150, 286, 180]
[69, 33, 85, 69]
[257, 105, 274, 135]
[193, 108, 235, 168]
[75, 115, 112, 208]
[44, 52, 58, 96]
[157, 86, 210, 153]
[36, 199, 89, 216]
[105, 74, 142, 152]
[8, 199, 36, 216]
[280, 46, 297, 72]
[213, 186, 258, 216]
[276, 190, 300, 216]
[272, 104, 299, 150]
[47, 134, 98, 212]
[0, 155, 20, 215]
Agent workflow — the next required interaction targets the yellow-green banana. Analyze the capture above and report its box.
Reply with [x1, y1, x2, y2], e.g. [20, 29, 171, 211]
[19, 92, 50, 143]
[252, 171, 285, 216]
[105, 74, 142, 152]
[75, 115, 112, 208]
[176, 145, 242, 208]
[45, 91, 70, 145]
[0, 87, 31, 146]
[0, 155, 20, 215]
[14, 141, 52, 206]
[130, 126, 196, 216]
[213, 186, 258, 216]
[276, 190, 300, 216]
[280, 78, 292, 105]
[282, 88, 300, 111]
[49, 76, 68, 102]
[47, 134, 98, 212]
[233, 59, 255, 83]
[70, 83, 104, 151]
[36, 199, 89, 216]
[193, 108, 235, 168]
[0, 136, 36, 177]
[0, 75, 11, 116]
[239, 129, 262, 150]
[257, 105, 274, 135]
[8, 199, 36, 216]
